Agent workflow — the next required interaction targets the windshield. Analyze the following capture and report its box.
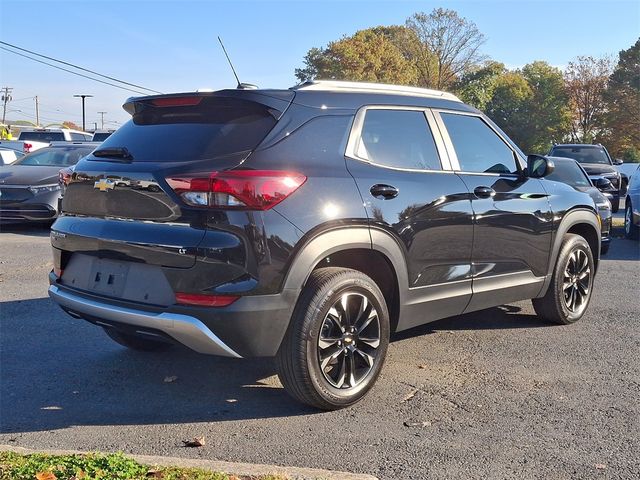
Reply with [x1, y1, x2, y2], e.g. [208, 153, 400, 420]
[96, 97, 278, 162]
[14, 146, 95, 167]
[546, 160, 591, 188]
[550, 146, 610, 165]
[19, 131, 65, 142]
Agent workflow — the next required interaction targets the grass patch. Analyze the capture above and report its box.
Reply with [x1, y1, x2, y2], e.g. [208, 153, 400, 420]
[0, 451, 286, 480]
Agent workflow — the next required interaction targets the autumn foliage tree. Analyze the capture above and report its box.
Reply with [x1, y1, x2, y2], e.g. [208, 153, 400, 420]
[564, 56, 613, 143]
[603, 39, 640, 160]
[405, 8, 486, 89]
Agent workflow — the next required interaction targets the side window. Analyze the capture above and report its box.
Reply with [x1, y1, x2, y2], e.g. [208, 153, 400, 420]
[357, 109, 442, 171]
[440, 113, 518, 174]
[70, 133, 85, 141]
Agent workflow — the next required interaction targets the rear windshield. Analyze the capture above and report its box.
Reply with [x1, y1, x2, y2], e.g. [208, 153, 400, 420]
[14, 146, 95, 167]
[20, 131, 65, 142]
[550, 146, 610, 165]
[546, 160, 591, 188]
[94, 97, 278, 162]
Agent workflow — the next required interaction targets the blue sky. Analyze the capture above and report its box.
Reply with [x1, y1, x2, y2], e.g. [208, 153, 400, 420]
[1, 0, 638, 128]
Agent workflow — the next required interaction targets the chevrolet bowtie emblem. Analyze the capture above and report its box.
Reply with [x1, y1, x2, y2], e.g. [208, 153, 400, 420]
[94, 178, 115, 192]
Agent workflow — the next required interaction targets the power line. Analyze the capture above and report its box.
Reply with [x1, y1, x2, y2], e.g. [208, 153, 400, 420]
[0, 40, 162, 95]
[0, 46, 152, 96]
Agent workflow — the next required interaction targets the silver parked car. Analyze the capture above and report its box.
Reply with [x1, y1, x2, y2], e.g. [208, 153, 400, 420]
[625, 164, 640, 240]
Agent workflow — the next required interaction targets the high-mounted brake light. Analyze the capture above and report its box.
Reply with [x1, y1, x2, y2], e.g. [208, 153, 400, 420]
[175, 293, 239, 307]
[151, 97, 203, 107]
[165, 170, 307, 210]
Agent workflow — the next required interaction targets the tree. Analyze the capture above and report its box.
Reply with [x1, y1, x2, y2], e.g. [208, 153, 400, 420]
[485, 72, 533, 151]
[62, 121, 82, 130]
[295, 28, 418, 85]
[405, 8, 486, 89]
[603, 39, 640, 158]
[520, 61, 572, 152]
[564, 56, 613, 143]
[455, 60, 506, 110]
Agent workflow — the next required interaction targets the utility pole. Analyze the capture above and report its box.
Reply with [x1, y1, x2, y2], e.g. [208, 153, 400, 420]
[73, 94, 93, 131]
[1, 87, 13, 124]
[34, 96, 40, 126]
[98, 111, 107, 129]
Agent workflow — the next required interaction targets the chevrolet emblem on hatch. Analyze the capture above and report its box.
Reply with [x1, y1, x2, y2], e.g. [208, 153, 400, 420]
[94, 178, 115, 192]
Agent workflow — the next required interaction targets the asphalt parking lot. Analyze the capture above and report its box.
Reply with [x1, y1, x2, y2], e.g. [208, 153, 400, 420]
[1, 222, 638, 480]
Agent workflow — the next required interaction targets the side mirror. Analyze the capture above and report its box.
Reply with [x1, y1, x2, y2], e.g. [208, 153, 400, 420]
[526, 154, 555, 178]
[592, 177, 613, 189]
[613, 158, 624, 166]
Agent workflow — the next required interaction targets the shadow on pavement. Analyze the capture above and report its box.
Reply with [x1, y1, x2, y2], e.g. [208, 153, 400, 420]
[0, 222, 51, 237]
[0, 297, 314, 435]
[392, 303, 553, 342]
[1, 297, 555, 435]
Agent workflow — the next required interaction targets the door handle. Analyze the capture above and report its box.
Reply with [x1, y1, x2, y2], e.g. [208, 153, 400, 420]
[473, 186, 496, 199]
[370, 184, 399, 200]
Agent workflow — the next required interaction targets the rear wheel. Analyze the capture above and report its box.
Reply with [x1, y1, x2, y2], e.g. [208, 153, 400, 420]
[625, 200, 639, 240]
[104, 328, 174, 352]
[533, 234, 594, 325]
[276, 267, 390, 410]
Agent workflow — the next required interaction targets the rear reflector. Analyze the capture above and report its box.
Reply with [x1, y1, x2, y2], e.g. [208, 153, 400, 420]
[151, 97, 203, 107]
[175, 293, 239, 307]
[166, 170, 306, 210]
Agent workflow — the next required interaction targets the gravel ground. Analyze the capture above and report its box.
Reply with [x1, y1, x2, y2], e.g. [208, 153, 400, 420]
[1, 223, 638, 480]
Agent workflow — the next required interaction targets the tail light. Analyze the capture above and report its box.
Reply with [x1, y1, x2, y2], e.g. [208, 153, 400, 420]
[166, 170, 307, 210]
[175, 293, 239, 307]
[23, 143, 33, 153]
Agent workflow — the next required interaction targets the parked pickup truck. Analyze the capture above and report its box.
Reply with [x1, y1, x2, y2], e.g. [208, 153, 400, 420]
[0, 128, 94, 155]
[0, 139, 49, 154]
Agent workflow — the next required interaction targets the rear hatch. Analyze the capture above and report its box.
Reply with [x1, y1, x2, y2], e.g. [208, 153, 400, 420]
[54, 90, 294, 274]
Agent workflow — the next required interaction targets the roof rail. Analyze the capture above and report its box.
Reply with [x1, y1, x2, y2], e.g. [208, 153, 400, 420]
[293, 80, 461, 102]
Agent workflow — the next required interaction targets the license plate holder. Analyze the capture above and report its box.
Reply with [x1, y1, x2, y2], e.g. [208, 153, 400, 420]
[89, 258, 131, 297]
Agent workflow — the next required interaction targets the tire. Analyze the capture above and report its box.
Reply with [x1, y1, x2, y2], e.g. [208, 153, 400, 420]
[275, 267, 390, 410]
[533, 234, 595, 325]
[611, 197, 620, 214]
[104, 328, 174, 352]
[625, 200, 639, 240]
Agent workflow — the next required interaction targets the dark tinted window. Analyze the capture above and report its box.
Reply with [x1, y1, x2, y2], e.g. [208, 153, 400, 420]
[14, 146, 94, 167]
[92, 132, 112, 142]
[441, 113, 518, 174]
[96, 97, 277, 162]
[545, 159, 591, 188]
[70, 133, 86, 141]
[19, 131, 65, 142]
[357, 109, 441, 170]
[550, 146, 610, 165]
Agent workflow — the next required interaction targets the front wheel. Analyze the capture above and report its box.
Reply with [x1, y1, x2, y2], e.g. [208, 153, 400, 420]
[276, 267, 390, 410]
[533, 234, 595, 325]
[625, 200, 639, 240]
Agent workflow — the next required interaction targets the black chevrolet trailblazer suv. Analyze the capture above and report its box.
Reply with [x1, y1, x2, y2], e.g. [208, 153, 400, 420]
[49, 81, 601, 409]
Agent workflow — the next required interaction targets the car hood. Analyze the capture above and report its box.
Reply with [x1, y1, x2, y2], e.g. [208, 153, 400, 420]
[0, 165, 61, 186]
[576, 185, 608, 205]
[581, 163, 617, 175]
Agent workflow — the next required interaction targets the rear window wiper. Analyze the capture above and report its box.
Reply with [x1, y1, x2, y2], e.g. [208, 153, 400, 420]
[92, 147, 134, 162]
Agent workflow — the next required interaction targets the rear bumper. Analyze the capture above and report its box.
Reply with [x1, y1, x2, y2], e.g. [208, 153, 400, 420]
[48, 277, 299, 357]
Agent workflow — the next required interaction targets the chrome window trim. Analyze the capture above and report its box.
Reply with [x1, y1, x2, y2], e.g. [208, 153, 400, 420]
[344, 105, 453, 173]
[433, 109, 526, 175]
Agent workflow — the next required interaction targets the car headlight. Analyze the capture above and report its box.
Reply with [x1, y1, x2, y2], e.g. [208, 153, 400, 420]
[29, 184, 61, 195]
[596, 199, 611, 212]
